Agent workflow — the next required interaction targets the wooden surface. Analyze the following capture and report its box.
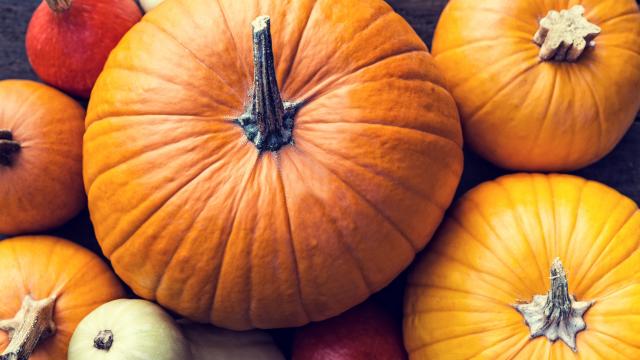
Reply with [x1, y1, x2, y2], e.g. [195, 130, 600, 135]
[1, 0, 639, 357]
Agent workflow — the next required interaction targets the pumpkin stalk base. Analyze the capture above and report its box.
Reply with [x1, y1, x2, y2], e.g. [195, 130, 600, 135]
[514, 258, 594, 352]
[237, 16, 301, 152]
[44, 0, 72, 13]
[533, 5, 601, 62]
[0, 130, 21, 167]
[94, 329, 114, 351]
[0, 295, 56, 360]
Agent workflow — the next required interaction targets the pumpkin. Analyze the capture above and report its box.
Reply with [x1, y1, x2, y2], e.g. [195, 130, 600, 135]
[0, 236, 124, 359]
[432, 0, 640, 171]
[404, 173, 640, 359]
[179, 321, 284, 360]
[140, 0, 163, 12]
[68, 299, 190, 360]
[0, 80, 85, 235]
[26, 0, 141, 98]
[84, 0, 463, 329]
[292, 301, 407, 360]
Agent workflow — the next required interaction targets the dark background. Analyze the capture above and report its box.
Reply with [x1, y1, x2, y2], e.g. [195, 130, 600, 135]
[1, 0, 639, 358]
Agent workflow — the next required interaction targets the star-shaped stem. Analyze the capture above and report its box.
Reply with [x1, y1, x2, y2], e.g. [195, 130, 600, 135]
[0, 296, 57, 360]
[514, 258, 594, 352]
[533, 5, 601, 62]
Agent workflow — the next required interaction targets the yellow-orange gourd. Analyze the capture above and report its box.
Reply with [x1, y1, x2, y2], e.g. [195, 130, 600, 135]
[84, 0, 463, 329]
[0, 80, 85, 234]
[0, 236, 124, 359]
[405, 173, 640, 359]
[433, 0, 640, 171]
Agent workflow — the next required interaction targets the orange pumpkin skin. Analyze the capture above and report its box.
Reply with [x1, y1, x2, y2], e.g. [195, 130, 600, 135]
[404, 174, 640, 359]
[0, 80, 86, 234]
[84, 0, 463, 329]
[0, 236, 124, 359]
[432, 0, 640, 171]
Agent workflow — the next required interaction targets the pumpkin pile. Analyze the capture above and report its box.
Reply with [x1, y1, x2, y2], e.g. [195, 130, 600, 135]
[0, 0, 639, 358]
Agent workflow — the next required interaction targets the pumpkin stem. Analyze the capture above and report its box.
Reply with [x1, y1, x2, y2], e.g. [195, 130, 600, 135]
[94, 330, 114, 351]
[0, 130, 21, 167]
[44, 0, 72, 12]
[0, 296, 56, 360]
[514, 258, 594, 352]
[533, 5, 601, 62]
[236, 16, 301, 152]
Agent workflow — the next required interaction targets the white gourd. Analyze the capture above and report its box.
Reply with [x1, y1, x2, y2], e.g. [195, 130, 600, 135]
[68, 299, 190, 360]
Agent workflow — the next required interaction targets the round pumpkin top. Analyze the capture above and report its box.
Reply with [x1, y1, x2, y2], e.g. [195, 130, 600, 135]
[0, 236, 124, 359]
[0, 79, 86, 235]
[404, 173, 640, 359]
[433, 0, 640, 171]
[84, 0, 463, 329]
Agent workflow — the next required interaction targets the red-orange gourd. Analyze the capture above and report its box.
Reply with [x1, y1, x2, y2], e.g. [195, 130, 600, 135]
[0, 80, 85, 235]
[84, 0, 463, 329]
[405, 173, 640, 359]
[433, 0, 640, 171]
[0, 236, 124, 359]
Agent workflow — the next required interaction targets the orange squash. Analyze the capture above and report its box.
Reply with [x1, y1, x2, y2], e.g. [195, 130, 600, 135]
[0, 80, 86, 234]
[84, 0, 463, 329]
[432, 0, 640, 171]
[404, 173, 640, 358]
[0, 236, 124, 359]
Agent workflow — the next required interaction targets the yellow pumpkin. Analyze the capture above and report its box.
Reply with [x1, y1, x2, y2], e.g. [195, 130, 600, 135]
[432, 0, 640, 170]
[405, 173, 640, 358]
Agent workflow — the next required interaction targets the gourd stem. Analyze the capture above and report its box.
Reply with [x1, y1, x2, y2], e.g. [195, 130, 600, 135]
[0, 130, 21, 167]
[514, 258, 594, 352]
[0, 296, 56, 360]
[94, 330, 114, 351]
[533, 5, 601, 62]
[44, 0, 72, 12]
[237, 16, 300, 152]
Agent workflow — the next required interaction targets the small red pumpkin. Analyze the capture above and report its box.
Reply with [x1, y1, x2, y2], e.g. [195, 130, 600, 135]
[26, 0, 141, 98]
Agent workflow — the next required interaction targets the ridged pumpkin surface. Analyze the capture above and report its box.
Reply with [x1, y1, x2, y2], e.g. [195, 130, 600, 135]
[433, 0, 640, 171]
[84, 0, 463, 329]
[0, 236, 124, 359]
[0, 80, 85, 234]
[405, 174, 640, 359]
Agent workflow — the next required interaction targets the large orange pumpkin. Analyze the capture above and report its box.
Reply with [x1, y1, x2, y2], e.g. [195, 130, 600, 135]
[84, 0, 463, 329]
[432, 0, 640, 171]
[0, 236, 124, 359]
[0, 80, 86, 234]
[404, 173, 640, 359]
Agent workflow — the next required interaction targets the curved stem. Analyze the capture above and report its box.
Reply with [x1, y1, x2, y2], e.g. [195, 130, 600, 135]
[237, 16, 300, 152]
[0, 130, 21, 167]
[44, 0, 72, 12]
[514, 258, 594, 352]
[0, 296, 56, 360]
[94, 330, 114, 351]
[533, 5, 601, 62]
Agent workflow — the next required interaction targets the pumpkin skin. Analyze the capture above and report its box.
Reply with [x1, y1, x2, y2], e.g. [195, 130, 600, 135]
[26, 0, 142, 98]
[68, 299, 191, 360]
[84, 0, 463, 329]
[0, 236, 124, 359]
[139, 0, 163, 12]
[404, 173, 640, 359]
[432, 0, 640, 171]
[0, 80, 85, 235]
[292, 302, 407, 360]
[179, 321, 284, 360]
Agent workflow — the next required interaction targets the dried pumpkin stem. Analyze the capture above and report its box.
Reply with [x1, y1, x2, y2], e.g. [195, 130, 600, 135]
[237, 16, 300, 152]
[514, 258, 594, 352]
[0, 130, 21, 167]
[0, 296, 57, 360]
[44, 0, 72, 12]
[94, 330, 114, 351]
[533, 5, 601, 62]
